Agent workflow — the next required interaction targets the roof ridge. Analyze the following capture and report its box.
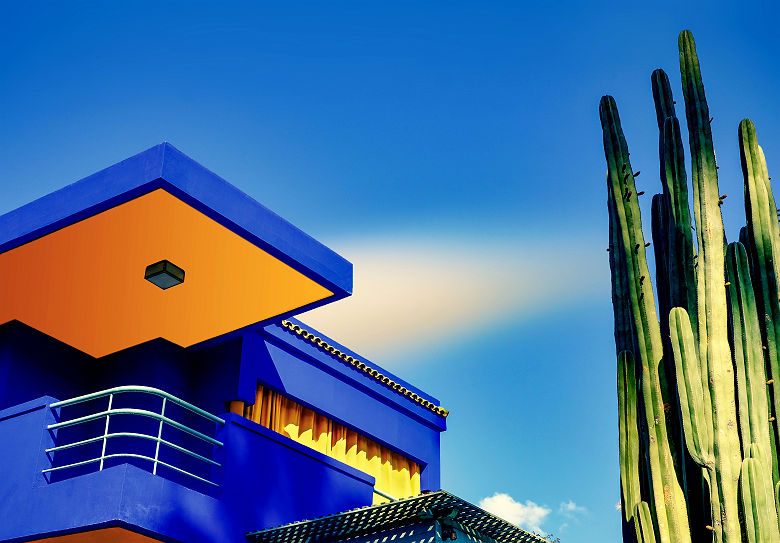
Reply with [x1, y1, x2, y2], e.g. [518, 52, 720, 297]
[280, 320, 449, 418]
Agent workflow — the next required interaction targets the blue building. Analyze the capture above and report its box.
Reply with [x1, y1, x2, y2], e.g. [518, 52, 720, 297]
[0, 144, 542, 543]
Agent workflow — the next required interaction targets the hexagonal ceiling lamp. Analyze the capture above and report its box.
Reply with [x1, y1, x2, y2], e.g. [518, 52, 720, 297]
[145, 260, 185, 290]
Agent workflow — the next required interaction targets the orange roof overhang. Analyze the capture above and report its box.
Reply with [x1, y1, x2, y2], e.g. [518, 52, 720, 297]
[29, 527, 163, 542]
[0, 143, 351, 357]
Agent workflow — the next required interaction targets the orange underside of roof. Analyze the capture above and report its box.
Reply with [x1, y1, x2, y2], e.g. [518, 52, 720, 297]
[29, 527, 162, 542]
[0, 189, 332, 357]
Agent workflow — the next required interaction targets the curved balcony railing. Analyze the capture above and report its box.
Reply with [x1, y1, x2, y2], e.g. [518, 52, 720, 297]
[43, 386, 224, 487]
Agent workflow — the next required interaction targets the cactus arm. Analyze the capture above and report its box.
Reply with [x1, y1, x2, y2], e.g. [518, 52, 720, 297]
[679, 29, 719, 389]
[601, 94, 690, 543]
[669, 307, 710, 467]
[679, 29, 742, 541]
[757, 145, 780, 286]
[611, 181, 656, 508]
[652, 70, 697, 326]
[740, 119, 780, 487]
[757, 145, 780, 289]
[651, 69, 676, 129]
[651, 194, 686, 484]
[652, 69, 697, 329]
[652, 70, 706, 532]
[739, 449, 780, 543]
[611, 183, 637, 354]
[620, 351, 644, 522]
[652, 194, 671, 341]
[661, 116, 698, 329]
[757, 146, 780, 254]
[726, 242, 773, 474]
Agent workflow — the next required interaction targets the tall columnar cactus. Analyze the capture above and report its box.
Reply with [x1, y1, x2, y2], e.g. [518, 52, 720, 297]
[603, 30, 780, 543]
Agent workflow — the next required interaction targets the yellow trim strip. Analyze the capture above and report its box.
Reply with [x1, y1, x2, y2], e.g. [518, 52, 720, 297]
[280, 320, 449, 418]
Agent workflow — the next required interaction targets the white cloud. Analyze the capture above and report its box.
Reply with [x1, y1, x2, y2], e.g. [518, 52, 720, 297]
[559, 500, 587, 518]
[479, 492, 551, 533]
[299, 233, 606, 366]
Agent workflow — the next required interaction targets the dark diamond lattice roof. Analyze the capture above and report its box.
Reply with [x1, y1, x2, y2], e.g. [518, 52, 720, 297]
[246, 491, 548, 543]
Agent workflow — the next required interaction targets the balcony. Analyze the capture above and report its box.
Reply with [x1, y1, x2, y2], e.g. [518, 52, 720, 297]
[43, 386, 224, 491]
[0, 387, 375, 542]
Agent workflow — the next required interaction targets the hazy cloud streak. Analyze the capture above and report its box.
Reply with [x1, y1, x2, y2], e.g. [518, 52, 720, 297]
[300, 233, 607, 365]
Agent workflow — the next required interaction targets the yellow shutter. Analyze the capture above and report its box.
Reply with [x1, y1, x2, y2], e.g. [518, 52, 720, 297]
[244, 385, 421, 503]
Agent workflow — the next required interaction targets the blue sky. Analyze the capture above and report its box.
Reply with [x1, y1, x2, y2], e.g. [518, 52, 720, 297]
[2, 2, 780, 541]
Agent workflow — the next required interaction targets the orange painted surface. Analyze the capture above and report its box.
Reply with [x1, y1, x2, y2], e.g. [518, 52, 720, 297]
[0, 189, 332, 357]
[29, 527, 163, 542]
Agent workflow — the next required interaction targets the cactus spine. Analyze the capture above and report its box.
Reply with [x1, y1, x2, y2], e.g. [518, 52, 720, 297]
[603, 30, 780, 542]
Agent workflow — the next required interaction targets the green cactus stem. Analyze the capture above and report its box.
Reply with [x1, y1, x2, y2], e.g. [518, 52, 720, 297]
[668, 307, 712, 467]
[679, 29, 741, 541]
[602, 94, 691, 543]
[726, 242, 773, 475]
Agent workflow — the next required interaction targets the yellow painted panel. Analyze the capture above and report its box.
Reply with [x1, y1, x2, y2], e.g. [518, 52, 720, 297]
[0, 189, 332, 357]
[244, 386, 421, 504]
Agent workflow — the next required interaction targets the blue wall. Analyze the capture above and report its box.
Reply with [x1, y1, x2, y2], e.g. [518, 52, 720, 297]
[1, 316, 446, 541]
[0, 321, 98, 411]
[1, 316, 445, 491]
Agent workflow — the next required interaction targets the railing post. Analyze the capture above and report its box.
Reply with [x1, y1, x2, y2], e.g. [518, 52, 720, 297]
[98, 394, 113, 471]
[153, 397, 166, 475]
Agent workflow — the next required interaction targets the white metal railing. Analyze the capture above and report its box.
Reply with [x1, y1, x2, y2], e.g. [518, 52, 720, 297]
[43, 386, 224, 486]
[373, 488, 398, 502]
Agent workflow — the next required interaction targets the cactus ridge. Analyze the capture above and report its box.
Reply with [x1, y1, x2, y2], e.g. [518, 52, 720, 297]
[619, 351, 643, 521]
[634, 502, 658, 543]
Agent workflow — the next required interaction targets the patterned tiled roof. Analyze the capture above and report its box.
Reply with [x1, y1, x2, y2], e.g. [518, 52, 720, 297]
[246, 490, 546, 543]
[280, 320, 449, 418]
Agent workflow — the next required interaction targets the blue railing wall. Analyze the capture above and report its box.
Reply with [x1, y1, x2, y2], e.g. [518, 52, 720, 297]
[0, 397, 375, 542]
[44, 387, 224, 491]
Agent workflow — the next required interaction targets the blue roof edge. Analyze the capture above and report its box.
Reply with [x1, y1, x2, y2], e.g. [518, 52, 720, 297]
[0, 142, 353, 298]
